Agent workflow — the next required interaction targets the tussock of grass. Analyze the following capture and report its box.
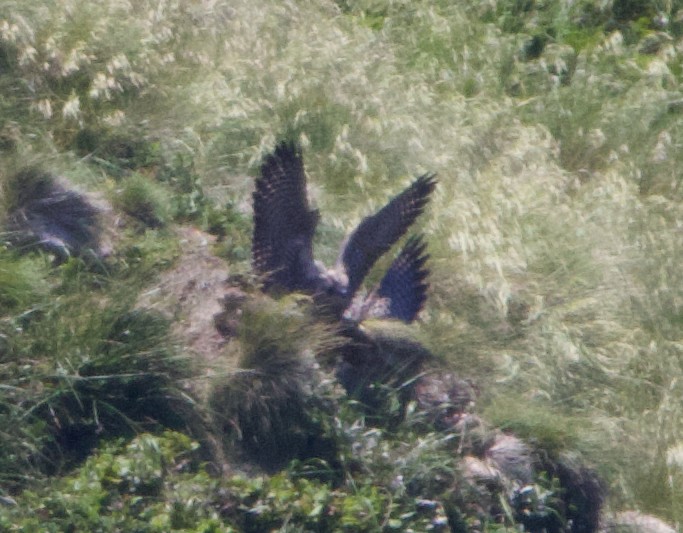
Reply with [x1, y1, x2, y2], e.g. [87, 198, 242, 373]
[114, 174, 173, 228]
[0, 284, 199, 484]
[235, 295, 341, 371]
[210, 295, 343, 471]
[483, 396, 588, 455]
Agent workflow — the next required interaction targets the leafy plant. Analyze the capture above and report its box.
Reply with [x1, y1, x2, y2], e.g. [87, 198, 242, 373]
[114, 173, 173, 228]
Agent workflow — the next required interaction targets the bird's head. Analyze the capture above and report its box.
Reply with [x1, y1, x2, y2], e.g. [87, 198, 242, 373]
[313, 265, 351, 318]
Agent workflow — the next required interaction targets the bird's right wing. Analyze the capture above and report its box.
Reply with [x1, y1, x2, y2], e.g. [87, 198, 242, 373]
[337, 173, 436, 298]
[252, 141, 320, 291]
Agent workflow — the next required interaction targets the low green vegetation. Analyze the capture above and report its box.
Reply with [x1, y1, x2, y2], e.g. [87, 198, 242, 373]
[115, 173, 174, 228]
[2, 0, 683, 529]
[0, 431, 461, 532]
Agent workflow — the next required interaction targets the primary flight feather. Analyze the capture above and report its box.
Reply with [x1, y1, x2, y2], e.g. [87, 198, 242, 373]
[252, 141, 436, 322]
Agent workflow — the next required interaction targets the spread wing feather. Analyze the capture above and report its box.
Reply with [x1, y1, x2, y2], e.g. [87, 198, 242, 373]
[252, 141, 319, 291]
[376, 235, 430, 323]
[337, 173, 436, 298]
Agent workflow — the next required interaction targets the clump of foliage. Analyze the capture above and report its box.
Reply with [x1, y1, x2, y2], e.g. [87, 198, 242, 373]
[210, 295, 343, 472]
[206, 200, 252, 262]
[157, 152, 209, 223]
[0, 430, 457, 532]
[0, 250, 48, 311]
[74, 127, 162, 174]
[114, 173, 173, 228]
[1, 286, 199, 486]
[0, 432, 212, 533]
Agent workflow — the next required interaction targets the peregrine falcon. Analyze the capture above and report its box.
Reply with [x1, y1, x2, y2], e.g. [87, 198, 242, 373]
[252, 141, 436, 322]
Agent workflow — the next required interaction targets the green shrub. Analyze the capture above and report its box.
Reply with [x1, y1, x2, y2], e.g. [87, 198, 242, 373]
[74, 127, 162, 174]
[0, 432, 213, 533]
[115, 174, 173, 228]
[210, 295, 342, 472]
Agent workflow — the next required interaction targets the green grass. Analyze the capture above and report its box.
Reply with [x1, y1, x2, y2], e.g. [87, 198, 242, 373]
[114, 173, 173, 228]
[209, 295, 342, 471]
[0, 252, 49, 312]
[2, 0, 683, 527]
[0, 287, 198, 478]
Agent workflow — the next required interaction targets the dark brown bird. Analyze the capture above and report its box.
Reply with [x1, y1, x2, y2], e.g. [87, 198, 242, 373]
[252, 141, 436, 322]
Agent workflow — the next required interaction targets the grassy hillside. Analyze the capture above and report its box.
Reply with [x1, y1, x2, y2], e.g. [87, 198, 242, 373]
[2, 0, 683, 530]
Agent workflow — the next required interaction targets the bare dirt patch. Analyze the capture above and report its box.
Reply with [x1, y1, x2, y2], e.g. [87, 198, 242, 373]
[136, 225, 235, 367]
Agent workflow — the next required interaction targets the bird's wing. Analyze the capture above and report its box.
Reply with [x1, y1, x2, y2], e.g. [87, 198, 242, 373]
[252, 141, 320, 291]
[362, 235, 430, 323]
[337, 173, 436, 297]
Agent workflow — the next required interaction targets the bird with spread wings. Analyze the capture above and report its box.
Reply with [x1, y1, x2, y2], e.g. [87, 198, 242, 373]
[252, 141, 436, 322]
